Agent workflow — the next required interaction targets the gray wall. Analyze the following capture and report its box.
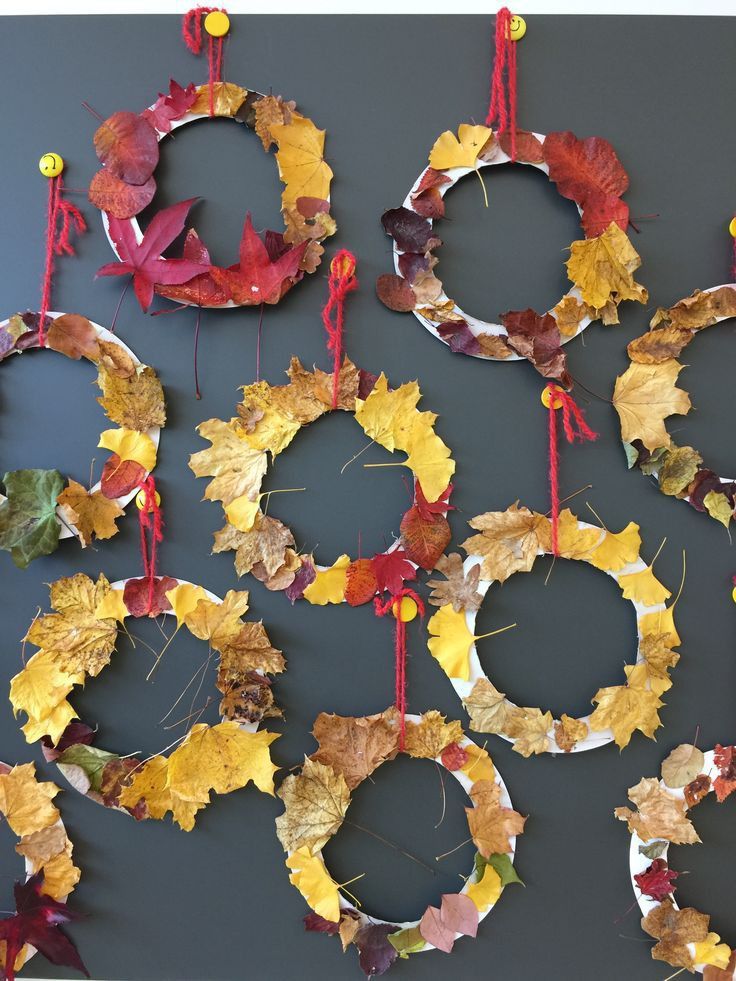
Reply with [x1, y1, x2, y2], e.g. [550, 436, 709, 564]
[0, 13, 735, 980]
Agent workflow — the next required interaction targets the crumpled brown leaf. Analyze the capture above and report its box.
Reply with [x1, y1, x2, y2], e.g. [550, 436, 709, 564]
[310, 710, 399, 789]
[97, 364, 166, 432]
[213, 514, 295, 578]
[57, 480, 124, 547]
[463, 678, 512, 734]
[641, 898, 709, 970]
[466, 779, 526, 858]
[650, 285, 736, 331]
[462, 503, 550, 582]
[403, 711, 463, 759]
[615, 777, 700, 844]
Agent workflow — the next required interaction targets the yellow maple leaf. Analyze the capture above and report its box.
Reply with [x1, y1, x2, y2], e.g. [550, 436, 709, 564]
[403, 418, 455, 503]
[354, 374, 421, 452]
[276, 758, 350, 853]
[615, 777, 700, 844]
[31, 846, 80, 901]
[238, 380, 302, 457]
[639, 606, 680, 648]
[694, 933, 731, 970]
[272, 116, 333, 208]
[57, 480, 124, 547]
[165, 583, 210, 626]
[286, 847, 341, 923]
[613, 360, 691, 453]
[625, 662, 672, 698]
[303, 554, 350, 605]
[555, 510, 603, 559]
[0, 763, 60, 837]
[618, 567, 672, 607]
[191, 81, 247, 117]
[190, 418, 268, 506]
[590, 680, 663, 749]
[428, 124, 493, 170]
[587, 521, 641, 572]
[98, 428, 157, 471]
[223, 494, 262, 533]
[507, 708, 553, 757]
[10, 649, 82, 728]
[467, 864, 502, 912]
[427, 605, 477, 681]
[22, 700, 78, 746]
[566, 222, 647, 311]
[404, 711, 464, 759]
[117, 755, 204, 831]
[183, 590, 251, 645]
[167, 723, 279, 798]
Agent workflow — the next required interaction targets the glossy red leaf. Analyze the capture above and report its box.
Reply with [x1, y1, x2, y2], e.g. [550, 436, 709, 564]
[371, 549, 416, 595]
[123, 575, 179, 618]
[543, 131, 628, 208]
[634, 859, 679, 901]
[155, 229, 231, 307]
[89, 169, 156, 220]
[414, 482, 453, 519]
[94, 111, 159, 186]
[100, 454, 146, 499]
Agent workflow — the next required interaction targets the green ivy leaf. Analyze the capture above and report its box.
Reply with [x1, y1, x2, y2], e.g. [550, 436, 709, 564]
[474, 851, 524, 887]
[387, 926, 426, 958]
[0, 468, 64, 568]
[57, 744, 119, 793]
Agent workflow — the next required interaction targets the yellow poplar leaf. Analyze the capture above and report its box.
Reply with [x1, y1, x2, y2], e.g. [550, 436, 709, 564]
[165, 583, 210, 626]
[354, 374, 422, 452]
[223, 494, 262, 533]
[461, 743, 496, 783]
[507, 708, 553, 757]
[94, 588, 128, 623]
[587, 521, 642, 572]
[98, 428, 157, 471]
[286, 847, 341, 923]
[303, 554, 350, 605]
[639, 606, 680, 649]
[22, 700, 78, 746]
[428, 124, 493, 169]
[0, 764, 60, 836]
[704, 490, 733, 529]
[618, 567, 672, 607]
[404, 418, 455, 503]
[694, 934, 731, 970]
[32, 847, 80, 901]
[167, 723, 280, 798]
[590, 682, 663, 749]
[56, 480, 124, 546]
[467, 864, 502, 912]
[190, 418, 268, 506]
[427, 605, 476, 681]
[566, 222, 647, 310]
[271, 116, 333, 208]
[613, 360, 691, 453]
[10, 650, 82, 726]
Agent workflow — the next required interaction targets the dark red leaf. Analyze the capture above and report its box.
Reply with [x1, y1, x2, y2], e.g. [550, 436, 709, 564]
[502, 308, 570, 386]
[375, 274, 416, 312]
[684, 773, 711, 808]
[41, 722, 95, 762]
[397, 252, 430, 284]
[499, 129, 544, 163]
[381, 208, 440, 253]
[437, 320, 481, 355]
[371, 549, 417, 595]
[358, 369, 379, 400]
[88, 169, 156, 220]
[345, 559, 379, 607]
[580, 192, 629, 238]
[411, 188, 445, 219]
[0, 873, 88, 981]
[295, 197, 330, 219]
[142, 79, 197, 134]
[634, 859, 679, 901]
[100, 454, 145, 499]
[440, 742, 468, 771]
[543, 131, 628, 208]
[413, 168, 452, 196]
[94, 111, 159, 186]
[688, 470, 726, 512]
[353, 924, 399, 977]
[285, 559, 316, 604]
[155, 229, 231, 306]
[123, 576, 178, 618]
[304, 913, 340, 936]
[400, 508, 450, 570]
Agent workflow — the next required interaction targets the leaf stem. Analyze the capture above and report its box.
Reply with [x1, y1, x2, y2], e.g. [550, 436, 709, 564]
[344, 820, 436, 875]
[474, 165, 489, 208]
[475, 622, 517, 642]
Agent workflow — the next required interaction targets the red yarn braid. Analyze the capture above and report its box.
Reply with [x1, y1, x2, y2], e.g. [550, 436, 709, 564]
[182, 7, 227, 117]
[38, 175, 86, 347]
[321, 250, 358, 409]
[137, 476, 164, 616]
[546, 385, 598, 556]
[374, 588, 425, 751]
[485, 7, 518, 161]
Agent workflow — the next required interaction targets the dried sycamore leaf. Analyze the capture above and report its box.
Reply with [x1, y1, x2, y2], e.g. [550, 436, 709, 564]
[428, 124, 493, 169]
[272, 116, 333, 208]
[618, 566, 671, 606]
[590, 680, 663, 749]
[238, 380, 302, 456]
[97, 365, 165, 432]
[566, 223, 647, 310]
[553, 296, 589, 337]
[506, 708, 553, 757]
[403, 711, 463, 759]
[118, 755, 202, 830]
[190, 418, 268, 505]
[466, 779, 526, 858]
[615, 777, 700, 844]
[311, 711, 399, 789]
[642, 899, 709, 970]
[276, 758, 350, 853]
[253, 94, 295, 150]
[427, 554, 482, 613]
[57, 480, 124, 547]
[191, 82, 247, 116]
[658, 446, 703, 496]
[586, 521, 641, 572]
[213, 514, 295, 578]
[286, 847, 340, 923]
[463, 678, 511, 734]
[462, 503, 550, 582]
[354, 374, 421, 452]
[303, 554, 350, 605]
[554, 714, 589, 752]
[651, 285, 736, 331]
[613, 360, 691, 453]
[661, 744, 705, 789]
[0, 764, 60, 836]
[640, 633, 680, 689]
[627, 326, 694, 365]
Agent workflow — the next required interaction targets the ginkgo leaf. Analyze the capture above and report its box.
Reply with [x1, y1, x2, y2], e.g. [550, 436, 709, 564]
[286, 847, 341, 923]
[466, 864, 502, 912]
[190, 418, 268, 505]
[587, 521, 641, 572]
[613, 360, 691, 453]
[302, 555, 350, 605]
[427, 605, 477, 681]
[0, 764, 60, 837]
[272, 116, 333, 208]
[566, 222, 647, 311]
[403, 419, 455, 503]
[460, 743, 496, 783]
[98, 428, 157, 472]
[56, 480, 124, 547]
[223, 495, 262, 533]
[694, 933, 731, 970]
[164, 583, 210, 625]
[276, 758, 350, 854]
[428, 124, 493, 170]
[618, 567, 672, 606]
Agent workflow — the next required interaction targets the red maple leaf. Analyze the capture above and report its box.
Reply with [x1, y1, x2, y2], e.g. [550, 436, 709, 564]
[142, 79, 197, 134]
[633, 859, 679, 901]
[0, 874, 88, 981]
[155, 229, 231, 307]
[414, 482, 453, 520]
[371, 548, 417, 595]
[97, 198, 207, 312]
[210, 214, 308, 305]
[714, 744, 736, 802]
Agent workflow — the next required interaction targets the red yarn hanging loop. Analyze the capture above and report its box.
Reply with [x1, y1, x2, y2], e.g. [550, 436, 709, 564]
[38, 176, 86, 347]
[374, 587, 425, 751]
[485, 7, 518, 161]
[182, 7, 228, 117]
[137, 476, 164, 615]
[321, 249, 358, 409]
[545, 385, 598, 556]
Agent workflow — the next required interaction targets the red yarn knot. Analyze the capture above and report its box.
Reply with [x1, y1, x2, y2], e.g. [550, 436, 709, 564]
[182, 7, 227, 117]
[374, 587, 425, 751]
[322, 249, 359, 410]
[138, 476, 164, 615]
[38, 176, 87, 347]
[485, 7, 518, 161]
[545, 385, 598, 556]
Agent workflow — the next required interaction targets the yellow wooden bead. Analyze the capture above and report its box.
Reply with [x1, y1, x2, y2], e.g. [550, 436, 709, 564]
[392, 596, 418, 623]
[136, 488, 161, 511]
[729, 217, 736, 239]
[38, 153, 64, 178]
[204, 10, 230, 37]
[509, 15, 526, 41]
[541, 385, 563, 409]
[732, 585, 736, 604]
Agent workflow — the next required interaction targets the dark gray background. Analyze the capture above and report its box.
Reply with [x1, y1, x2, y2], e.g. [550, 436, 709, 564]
[0, 13, 735, 980]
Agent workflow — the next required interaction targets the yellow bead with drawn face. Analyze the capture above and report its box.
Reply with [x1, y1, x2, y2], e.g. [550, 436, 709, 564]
[136, 488, 161, 511]
[509, 15, 526, 41]
[204, 10, 230, 37]
[38, 152, 64, 178]
[729, 216, 736, 238]
[392, 596, 418, 623]
[541, 385, 563, 410]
